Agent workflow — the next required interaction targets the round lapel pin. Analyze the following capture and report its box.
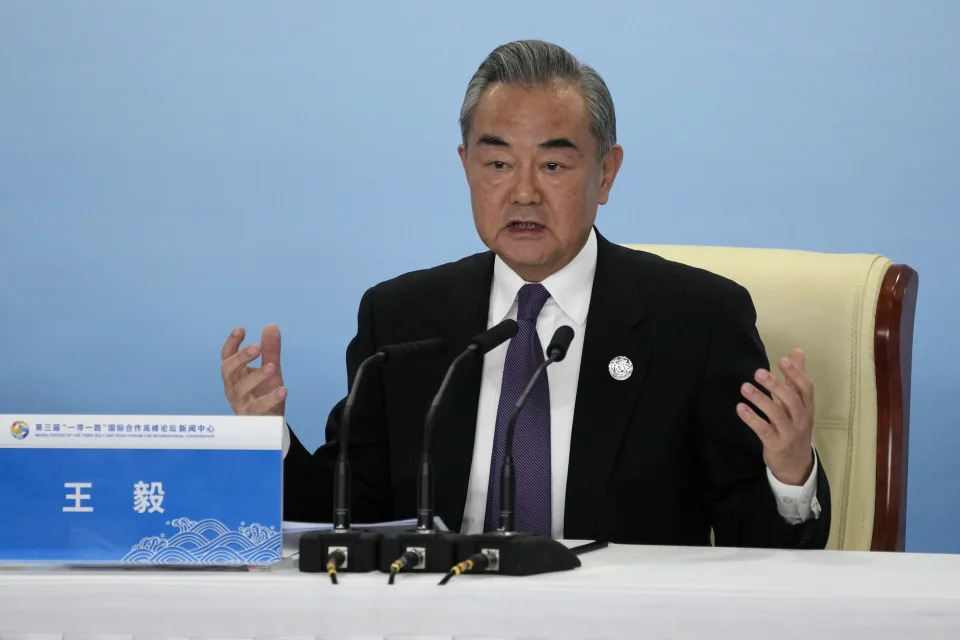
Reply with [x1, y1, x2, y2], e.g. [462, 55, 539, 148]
[608, 356, 633, 381]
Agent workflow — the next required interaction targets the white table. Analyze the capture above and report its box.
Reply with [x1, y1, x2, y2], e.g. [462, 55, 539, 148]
[2, 544, 960, 640]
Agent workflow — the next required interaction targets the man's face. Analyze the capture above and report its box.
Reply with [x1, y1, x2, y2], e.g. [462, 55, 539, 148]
[459, 81, 623, 282]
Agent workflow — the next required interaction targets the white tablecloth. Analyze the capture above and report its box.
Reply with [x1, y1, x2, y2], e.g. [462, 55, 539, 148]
[2, 544, 960, 639]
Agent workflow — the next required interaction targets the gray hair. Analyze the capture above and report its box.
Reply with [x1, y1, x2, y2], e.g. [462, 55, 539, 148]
[459, 40, 617, 160]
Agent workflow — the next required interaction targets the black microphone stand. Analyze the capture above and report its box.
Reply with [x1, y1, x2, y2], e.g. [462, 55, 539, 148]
[449, 327, 581, 580]
[381, 320, 518, 581]
[298, 338, 446, 582]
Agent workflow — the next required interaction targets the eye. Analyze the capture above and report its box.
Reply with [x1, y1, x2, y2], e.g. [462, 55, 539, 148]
[544, 162, 562, 172]
[489, 160, 507, 170]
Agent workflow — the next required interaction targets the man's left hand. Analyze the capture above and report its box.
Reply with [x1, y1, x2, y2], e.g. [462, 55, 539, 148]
[736, 348, 815, 486]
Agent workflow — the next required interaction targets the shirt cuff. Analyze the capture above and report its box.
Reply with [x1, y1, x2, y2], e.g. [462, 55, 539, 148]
[282, 421, 291, 460]
[766, 448, 821, 525]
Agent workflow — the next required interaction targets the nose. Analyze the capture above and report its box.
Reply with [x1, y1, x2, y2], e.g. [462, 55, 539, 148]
[510, 163, 542, 206]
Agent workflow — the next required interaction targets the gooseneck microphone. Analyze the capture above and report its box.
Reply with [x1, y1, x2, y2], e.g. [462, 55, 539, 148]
[298, 336, 446, 581]
[381, 320, 518, 581]
[418, 319, 518, 531]
[335, 336, 447, 531]
[444, 325, 583, 583]
[498, 325, 574, 532]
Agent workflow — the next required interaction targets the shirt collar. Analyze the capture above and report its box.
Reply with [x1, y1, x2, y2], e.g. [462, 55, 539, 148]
[490, 228, 598, 327]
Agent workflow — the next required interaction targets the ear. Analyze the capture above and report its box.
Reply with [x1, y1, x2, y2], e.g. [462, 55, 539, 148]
[458, 144, 468, 173]
[597, 144, 624, 206]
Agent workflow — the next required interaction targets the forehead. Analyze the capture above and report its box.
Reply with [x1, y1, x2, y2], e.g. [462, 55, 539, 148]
[470, 81, 592, 142]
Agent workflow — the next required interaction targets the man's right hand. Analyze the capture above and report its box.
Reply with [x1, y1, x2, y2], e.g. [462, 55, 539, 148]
[221, 324, 287, 416]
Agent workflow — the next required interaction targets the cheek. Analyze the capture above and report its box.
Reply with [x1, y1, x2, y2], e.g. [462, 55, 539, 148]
[469, 187, 501, 235]
[545, 180, 591, 228]
[469, 180, 507, 221]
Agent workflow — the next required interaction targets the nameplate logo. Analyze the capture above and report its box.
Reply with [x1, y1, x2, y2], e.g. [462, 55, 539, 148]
[10, 420, 29, 440]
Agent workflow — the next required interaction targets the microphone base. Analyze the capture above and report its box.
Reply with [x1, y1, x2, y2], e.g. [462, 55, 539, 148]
[458, 532, 581, 576]
[379, 530, 465, 573]
[298, 529, 383, 573]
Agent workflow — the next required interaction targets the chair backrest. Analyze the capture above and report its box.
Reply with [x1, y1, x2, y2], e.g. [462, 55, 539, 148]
[623, 244, 916, 551]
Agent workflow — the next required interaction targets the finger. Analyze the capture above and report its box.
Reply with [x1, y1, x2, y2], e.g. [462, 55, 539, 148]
[220, 344, 261, 385]
[252, 325, 285, 398]
[788, 347, 806, 372]
[260, 325, 282, 372]
[752, 369, 804, 424]
[736, 402, 777, 445]
[779, 356, 814, 408]
[233, 362, 277, 401]
[241, 387, 287, 416]
[220, 326, 246, 361]
[741, 380, 790, 434]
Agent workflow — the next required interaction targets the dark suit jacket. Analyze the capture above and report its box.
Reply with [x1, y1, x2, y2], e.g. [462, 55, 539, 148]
[284, 230, 831, 549]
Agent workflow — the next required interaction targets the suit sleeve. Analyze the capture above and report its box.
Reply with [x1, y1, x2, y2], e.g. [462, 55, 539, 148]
[696, 284, 831, 549]
[282, 288, 394, 523]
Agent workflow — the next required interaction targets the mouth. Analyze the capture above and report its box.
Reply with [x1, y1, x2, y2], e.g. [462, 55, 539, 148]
[506, 220, 546, 234]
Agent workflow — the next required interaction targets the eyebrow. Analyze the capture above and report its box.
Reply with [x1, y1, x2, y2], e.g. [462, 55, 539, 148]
[476, 134, 509, 147]
[474, 134, 581, 152]
[539, 137, 579, 152]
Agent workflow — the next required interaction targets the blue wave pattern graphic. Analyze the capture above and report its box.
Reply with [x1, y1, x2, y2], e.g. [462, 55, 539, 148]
[122, 517, 280, 565]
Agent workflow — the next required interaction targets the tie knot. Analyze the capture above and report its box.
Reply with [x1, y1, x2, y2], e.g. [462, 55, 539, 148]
[516, 283, 551, 323]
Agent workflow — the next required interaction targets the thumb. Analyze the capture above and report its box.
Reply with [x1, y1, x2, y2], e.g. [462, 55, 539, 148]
[261, 324, 283, 374]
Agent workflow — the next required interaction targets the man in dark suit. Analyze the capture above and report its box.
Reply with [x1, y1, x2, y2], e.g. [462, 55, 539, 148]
[219, 40, 830, 548]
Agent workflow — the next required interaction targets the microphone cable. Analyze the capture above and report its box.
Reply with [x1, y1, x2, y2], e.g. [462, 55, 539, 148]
[387, 548, 424, 585]
[325, 549, 346, 585]
[438, 551, 491, 585]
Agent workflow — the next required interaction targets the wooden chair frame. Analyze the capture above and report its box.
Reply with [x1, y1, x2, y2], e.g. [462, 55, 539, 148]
[872, 264, 918, 551]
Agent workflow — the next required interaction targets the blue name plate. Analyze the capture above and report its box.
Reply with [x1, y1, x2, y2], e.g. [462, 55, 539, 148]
[0, 414, 283, 566]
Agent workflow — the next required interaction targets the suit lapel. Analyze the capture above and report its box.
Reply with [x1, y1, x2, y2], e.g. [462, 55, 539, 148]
[565, 232, 650, 538]
[431, 252, 495, 531]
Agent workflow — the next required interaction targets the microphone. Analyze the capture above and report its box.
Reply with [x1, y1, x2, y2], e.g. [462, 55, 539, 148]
[498, 325, 574, 532]
[298, 336, 447, 581]
[380, 320, 518, 580]
[378, 337, 447, 363]
[468, 319, 519, 356]
[418, 320, 517, 531]
[446, 325, 581, 582]
[335, 336, 446, 531]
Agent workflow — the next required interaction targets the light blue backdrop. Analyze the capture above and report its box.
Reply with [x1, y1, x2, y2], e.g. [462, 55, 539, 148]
[2, 1, 957, 552]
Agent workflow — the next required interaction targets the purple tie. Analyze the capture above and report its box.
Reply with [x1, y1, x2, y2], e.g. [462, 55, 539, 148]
[484, 283, 552, 536]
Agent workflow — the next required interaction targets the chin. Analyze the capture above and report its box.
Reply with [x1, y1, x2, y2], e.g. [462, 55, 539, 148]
[503, 252, 552, 273]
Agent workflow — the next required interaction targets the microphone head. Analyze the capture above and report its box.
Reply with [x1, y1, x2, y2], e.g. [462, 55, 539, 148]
[469, 319, 518, 356]
[546, 325, 575, 361]
[378, 337, 447, 362]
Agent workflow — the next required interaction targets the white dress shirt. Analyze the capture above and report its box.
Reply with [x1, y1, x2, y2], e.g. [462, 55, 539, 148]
[460, 228, 820, 538]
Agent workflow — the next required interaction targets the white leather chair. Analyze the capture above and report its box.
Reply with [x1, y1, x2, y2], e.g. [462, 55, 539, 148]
[624, 244, 918, 551]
